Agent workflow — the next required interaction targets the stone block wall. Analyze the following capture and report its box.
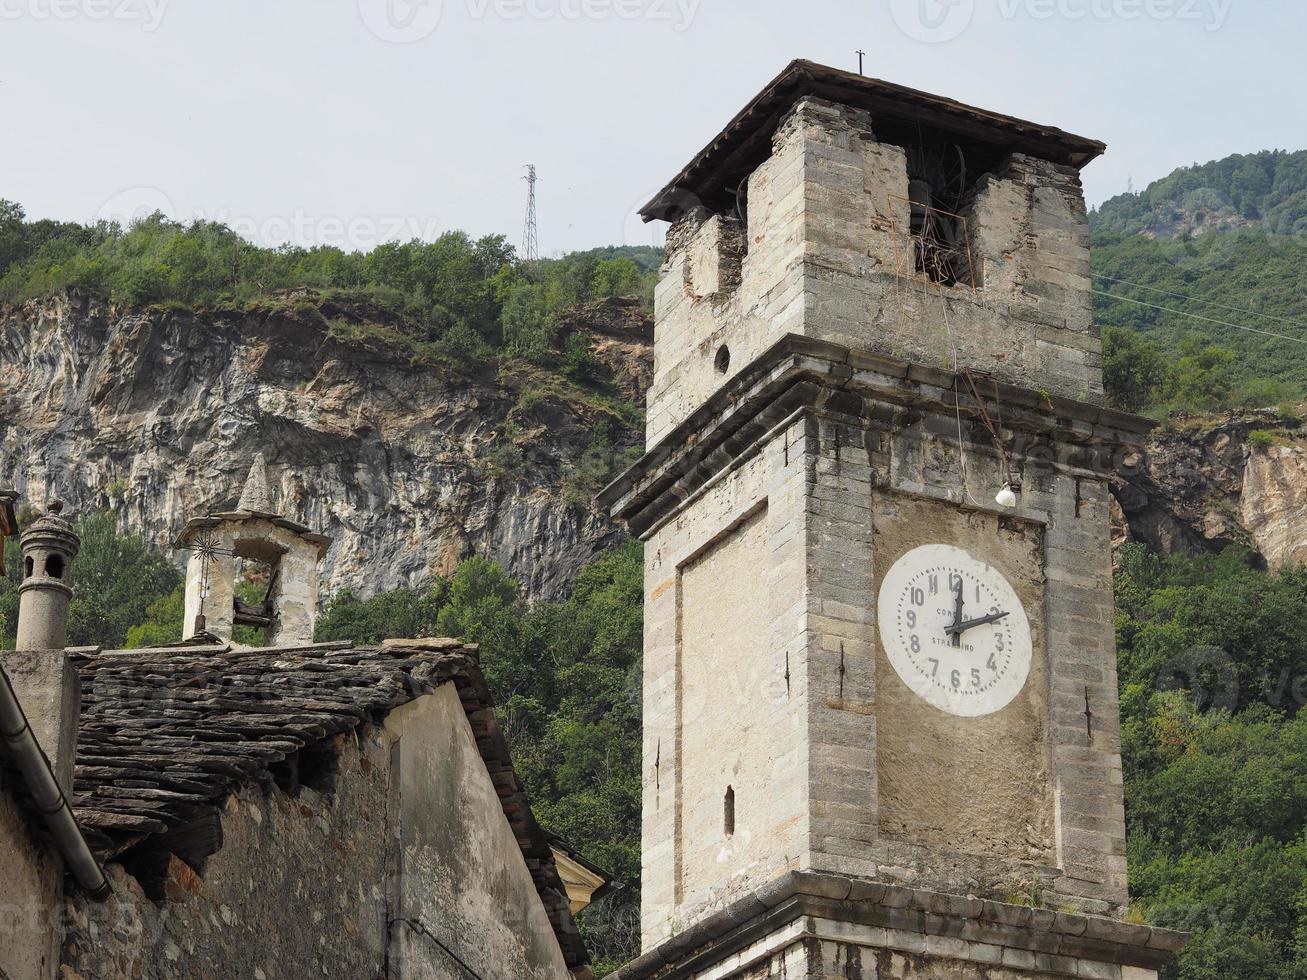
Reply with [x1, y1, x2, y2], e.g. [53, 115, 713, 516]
[638, 393, 1129, 951]
[63, 730, 393, 979]
[608, 867, 1182, 979]
[647, 97, 1102, 447]
[804, 406, 1128, 915]
[727, 934, 1161, 980]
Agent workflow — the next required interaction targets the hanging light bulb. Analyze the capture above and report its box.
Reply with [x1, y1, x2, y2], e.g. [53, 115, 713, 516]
[995, 481, 1018, 509]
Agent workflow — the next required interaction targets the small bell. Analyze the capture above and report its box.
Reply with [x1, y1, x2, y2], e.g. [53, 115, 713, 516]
[995, 482, 1018, 509]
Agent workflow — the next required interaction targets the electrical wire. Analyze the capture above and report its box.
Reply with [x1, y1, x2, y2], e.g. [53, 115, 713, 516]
[1094, 274, 1307, 332]
[935, 282, 981, 506]
[1089, 289, 1307, 347]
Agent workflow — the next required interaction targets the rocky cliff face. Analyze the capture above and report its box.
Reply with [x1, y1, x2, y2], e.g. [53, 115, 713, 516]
[1113, 412, 1307, 568]
[3, 289, 1304, 608]
[0, 291, 651, 603]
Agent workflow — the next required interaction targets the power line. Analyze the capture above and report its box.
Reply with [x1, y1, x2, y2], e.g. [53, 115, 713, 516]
[1094, 273, 1307, 331]
[1089, 289, 1307, 347]
[522, 164, 539, 262]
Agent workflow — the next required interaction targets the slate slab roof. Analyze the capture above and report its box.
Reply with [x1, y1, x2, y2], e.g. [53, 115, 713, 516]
[69, 637, 587, 970]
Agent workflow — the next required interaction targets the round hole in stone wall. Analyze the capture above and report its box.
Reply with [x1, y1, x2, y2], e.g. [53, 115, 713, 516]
[714, 345, 731, 374]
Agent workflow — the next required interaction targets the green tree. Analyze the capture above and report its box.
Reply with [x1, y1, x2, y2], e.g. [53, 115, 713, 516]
[1103, 327, 1168, 412]
[591, 258, 641, 299]
[316, 586, 446, 645]
[124, 585, 185, 648]
[500, 281, 557, 363]
[1117, 545, 1307, 979]
[0, 511, 181, 649]
[65, 513, 182, 647]
[0, 199, 27, 272]
[1164, 340, 1238, 411]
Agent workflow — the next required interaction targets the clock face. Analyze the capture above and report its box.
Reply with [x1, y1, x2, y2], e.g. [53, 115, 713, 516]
[877, 544, 1033, 717]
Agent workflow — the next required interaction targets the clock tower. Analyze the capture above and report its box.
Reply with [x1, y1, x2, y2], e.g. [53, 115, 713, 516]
[602, 62, 1185, 979]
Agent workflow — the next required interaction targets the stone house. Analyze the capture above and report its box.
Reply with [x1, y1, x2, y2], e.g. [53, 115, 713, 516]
[0, 467, 602, 979]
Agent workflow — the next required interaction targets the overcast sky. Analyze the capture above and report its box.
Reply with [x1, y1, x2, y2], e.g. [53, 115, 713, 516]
[2, 0, 1303, 255]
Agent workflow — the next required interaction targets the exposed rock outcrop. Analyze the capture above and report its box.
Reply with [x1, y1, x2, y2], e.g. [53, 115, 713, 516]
[1112, 411, 1307, 568]
[1242, 441, 1307, 568]
[0, 290, 650, 602]
[4, 288, 1305, 606]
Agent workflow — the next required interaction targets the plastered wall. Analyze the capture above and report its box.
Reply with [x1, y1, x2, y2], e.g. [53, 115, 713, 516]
[386, 686, 573, 980]
[872, 496, 1054, 866]
[63, 690, 573, 980]
[678, 507, 791, 906]
[0, 781, 61, 980]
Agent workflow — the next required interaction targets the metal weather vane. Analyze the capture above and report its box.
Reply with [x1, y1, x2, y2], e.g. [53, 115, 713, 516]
[183, 531, 234, 635]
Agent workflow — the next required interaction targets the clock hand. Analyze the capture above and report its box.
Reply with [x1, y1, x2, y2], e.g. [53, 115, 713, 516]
[946, 610, 1011, 636]
[950, 579, 964, 647]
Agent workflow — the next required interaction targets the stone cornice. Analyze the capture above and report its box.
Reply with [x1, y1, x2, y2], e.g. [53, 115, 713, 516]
[599, 334, 1154, 535]
[609, 871, 1186, 979]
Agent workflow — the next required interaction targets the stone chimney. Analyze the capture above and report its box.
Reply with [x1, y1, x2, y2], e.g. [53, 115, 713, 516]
[4, 500, 81, 794]
[16, 502, 79, 651]
[175, 456, 332, 648]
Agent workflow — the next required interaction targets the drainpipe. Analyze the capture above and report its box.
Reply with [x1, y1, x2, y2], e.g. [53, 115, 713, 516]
[0, 663, 109, 898]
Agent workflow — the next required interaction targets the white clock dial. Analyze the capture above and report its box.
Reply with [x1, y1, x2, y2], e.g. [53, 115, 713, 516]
[877, 544, 1033, 717]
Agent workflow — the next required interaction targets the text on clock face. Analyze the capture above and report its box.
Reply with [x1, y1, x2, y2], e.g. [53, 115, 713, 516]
[895, 568, 1014, 693]
[877, 545, 1033, 718]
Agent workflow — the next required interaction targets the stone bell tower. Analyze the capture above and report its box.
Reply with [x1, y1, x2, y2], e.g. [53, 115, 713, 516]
[603, 62, 1184, 979]
[175, 455, 331, 647]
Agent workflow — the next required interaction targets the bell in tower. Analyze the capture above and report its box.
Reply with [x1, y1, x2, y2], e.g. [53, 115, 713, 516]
[602, 61, 1185, 980]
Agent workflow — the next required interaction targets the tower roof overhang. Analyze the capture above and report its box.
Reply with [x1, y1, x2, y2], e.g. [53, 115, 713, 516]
[640, 59, 1106, 223]
[173, 513, 332, 559]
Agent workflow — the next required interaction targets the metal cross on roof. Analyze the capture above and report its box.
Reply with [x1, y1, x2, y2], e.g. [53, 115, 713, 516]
[183, 531, 234, 635]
